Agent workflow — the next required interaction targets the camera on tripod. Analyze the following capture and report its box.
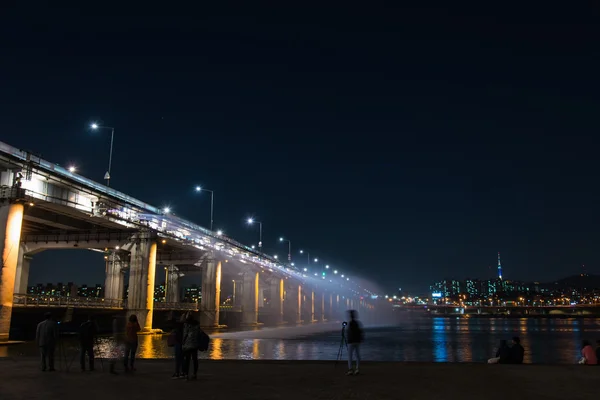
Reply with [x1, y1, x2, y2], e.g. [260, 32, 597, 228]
[342, 321, 348, 327]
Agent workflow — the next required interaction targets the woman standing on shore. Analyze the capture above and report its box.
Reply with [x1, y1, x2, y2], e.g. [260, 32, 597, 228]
[124, 314, 141, 371]
[182, 313, 200, 380]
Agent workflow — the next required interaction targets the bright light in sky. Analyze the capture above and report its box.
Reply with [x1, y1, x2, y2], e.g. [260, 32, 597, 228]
[217, 230, 223, 236]
[90, 123, 98, 129]
[303, 268, 307, 272]
[325, 265, 330, 269]
[341, 274, 345, 278]
[274, 255, 278, 259]
[195, 186, 201, 192]
[163, 207, 171, 213]
[247, 218, 254, 224]
[334, 270, 338, 274]
[299, 250, 304, 254]
[279, 237, 284, 241]
[314, 258, 318, 262]
[68, 166, 76, 173]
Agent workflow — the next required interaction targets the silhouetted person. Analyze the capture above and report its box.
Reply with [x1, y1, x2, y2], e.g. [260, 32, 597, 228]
[168, 312, 186, 379]
[488, 340, 511, 364]
[346, 310, 364, 375]
[124, 314, 141, 371]
[510, 336, 524, 364]
[182, 312, 200, 380]
[79, 315, 97, 371]
[36, 312, 58, 371]
[595, 340, 600, 364]
[581, 340, 598, 365]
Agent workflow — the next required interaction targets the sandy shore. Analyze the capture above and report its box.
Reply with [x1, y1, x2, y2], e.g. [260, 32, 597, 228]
[0, 357, 596, 400]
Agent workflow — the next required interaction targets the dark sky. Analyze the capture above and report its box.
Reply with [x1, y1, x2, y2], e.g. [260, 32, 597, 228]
[1, 3, 599, 293]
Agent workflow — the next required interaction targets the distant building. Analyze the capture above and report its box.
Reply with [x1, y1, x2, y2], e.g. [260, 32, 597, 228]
[155, 283, 166, 302]
[182, 284, 201, 303]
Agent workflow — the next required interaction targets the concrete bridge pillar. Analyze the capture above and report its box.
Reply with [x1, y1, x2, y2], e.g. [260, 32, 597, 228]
[104, 254, 125, 300]
[269, 278, 284, 325]
[0, 203, 24, 342]
[126, 239, 157, 332]
[327, 293, 333, 321]
[318, 292, 326, 321]
[284, 284, 302, 324]
[241, 271, 259, 325]
[166, 267, 181, 303]
[200, 260, 221, 327]
[303, 288, 315, 323]
[258, 280, 265, 308]
[233, 278, 243, 306]
[13, 246, 31, 294]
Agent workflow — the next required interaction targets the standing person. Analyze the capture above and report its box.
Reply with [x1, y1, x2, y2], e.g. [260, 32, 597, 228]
[79, 315, 97, 371]
[36, 312, 58, 372]
[580, 340, 598, 365]
[124, 314, 141, 372]
[182, 312, 200, 380]
[168, 313, 186, 379]
[346, 310, 364, 376]
[510, 336, 524, 364]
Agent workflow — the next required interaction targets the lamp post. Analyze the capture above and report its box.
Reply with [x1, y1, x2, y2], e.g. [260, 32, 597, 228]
[279, 237, 291, 261]
[247, 218, 263, 250]
[195, 186, 215, 231]
[90, 123, 115, 187]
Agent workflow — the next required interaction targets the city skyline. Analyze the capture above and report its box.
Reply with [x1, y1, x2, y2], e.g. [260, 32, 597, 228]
[3, 5, 600, 293]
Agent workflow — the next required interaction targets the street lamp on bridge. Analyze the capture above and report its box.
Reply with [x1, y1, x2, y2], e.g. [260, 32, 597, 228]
[195, 186, 215, 231]
[279, 237, 291, 261]
[246, 218, 263, 250]
[90, 122, 115, 187]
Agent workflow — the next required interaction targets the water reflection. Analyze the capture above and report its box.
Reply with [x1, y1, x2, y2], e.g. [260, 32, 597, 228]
[5, 317, 600, 364]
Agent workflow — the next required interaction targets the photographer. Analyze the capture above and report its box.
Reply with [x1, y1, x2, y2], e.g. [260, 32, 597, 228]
[346, 310, 364, 375]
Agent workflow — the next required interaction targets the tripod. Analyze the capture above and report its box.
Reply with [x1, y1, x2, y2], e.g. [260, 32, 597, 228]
[334, 324, 348, 368]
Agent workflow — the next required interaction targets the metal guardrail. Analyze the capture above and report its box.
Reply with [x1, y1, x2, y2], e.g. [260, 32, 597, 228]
[13, 294, 125, 309]
[153, 302, 199, 311]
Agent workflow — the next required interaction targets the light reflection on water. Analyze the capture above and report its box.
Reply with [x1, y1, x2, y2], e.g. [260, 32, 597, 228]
[4, 316, 600, 364]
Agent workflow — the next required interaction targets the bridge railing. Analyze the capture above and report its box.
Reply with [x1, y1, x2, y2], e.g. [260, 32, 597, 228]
[153, 302, 199, 311]
[13, 294, 125, 309]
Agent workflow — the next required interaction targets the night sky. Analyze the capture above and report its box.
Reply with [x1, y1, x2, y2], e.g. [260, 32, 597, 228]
[1, 4, 599, 293]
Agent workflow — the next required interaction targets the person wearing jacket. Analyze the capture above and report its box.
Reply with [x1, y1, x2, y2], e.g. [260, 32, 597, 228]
[182, 312, 200, 380]
[169, 313, 186, 379]
[124, 314, 141, 371]
[346, 310, 364, 376]
[79, 315, 98, 371]
[36, 312, 58, 371]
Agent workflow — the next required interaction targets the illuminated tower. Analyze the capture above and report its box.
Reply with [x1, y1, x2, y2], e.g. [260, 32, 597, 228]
[497, 252, 503, 280]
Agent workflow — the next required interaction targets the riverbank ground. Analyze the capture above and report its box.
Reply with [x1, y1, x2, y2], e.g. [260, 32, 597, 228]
[0, 358, 597, 400]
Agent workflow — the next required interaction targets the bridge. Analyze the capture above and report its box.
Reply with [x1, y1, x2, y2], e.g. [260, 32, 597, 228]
[0, 140, 376, 341]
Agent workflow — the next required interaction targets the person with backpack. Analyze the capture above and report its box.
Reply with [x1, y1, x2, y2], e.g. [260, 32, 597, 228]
[182, 312, 202, 380]
[167, 313, 186, 379]
[79, 315, 97, 371]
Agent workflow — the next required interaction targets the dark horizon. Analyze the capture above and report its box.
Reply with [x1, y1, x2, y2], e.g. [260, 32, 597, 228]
[2, 3, 599, 294]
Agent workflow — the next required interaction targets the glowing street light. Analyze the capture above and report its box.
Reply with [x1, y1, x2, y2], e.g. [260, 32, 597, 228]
[341, 274, 345, 278]
[303, 268, 308, 272]
[334, 270, 338, 274]
[216, 230, 223, 236]
[325, 265, 330, 269]
[163, 207, 171, 214]
[274, 255, 278, 259]
[68, 165, 76, 173]
[89, 122, 115, 186]
[279, 237, 292, 261]
[246, 218, 263, 250]
[194, 185, 215, 231]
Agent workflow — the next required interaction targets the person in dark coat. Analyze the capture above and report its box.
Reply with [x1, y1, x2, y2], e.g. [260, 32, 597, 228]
[510, 336, 524, 364]
[346, 310, 364, 375]
[79, 315, 97, 371]
[36, 312, 58, 371]
[496, 340, 511, 364]
[169, 313, 186, 379]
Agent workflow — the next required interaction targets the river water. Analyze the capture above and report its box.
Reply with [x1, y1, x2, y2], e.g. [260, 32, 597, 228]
[3, 316, 599, 364]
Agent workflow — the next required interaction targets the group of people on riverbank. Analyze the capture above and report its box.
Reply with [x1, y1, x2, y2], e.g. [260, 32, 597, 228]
[487, 337, 524, 364]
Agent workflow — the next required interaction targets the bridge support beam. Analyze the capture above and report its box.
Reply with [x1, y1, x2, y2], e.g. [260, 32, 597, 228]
[269, 278, 284, 325]
[303, 288, 315, 323]
[233, 278, 243, 306]
[241, 271, 259, 325]
[284, 284, 302, 324]
[200, 261, 221, 328]
[0, 203, 24, 341]
[13, 246, 31, 294]
[126, 239, 157, 332]
[105, 255, 125, 300]
[317, 291, 325, 322]
[165, 267, 181, 303]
